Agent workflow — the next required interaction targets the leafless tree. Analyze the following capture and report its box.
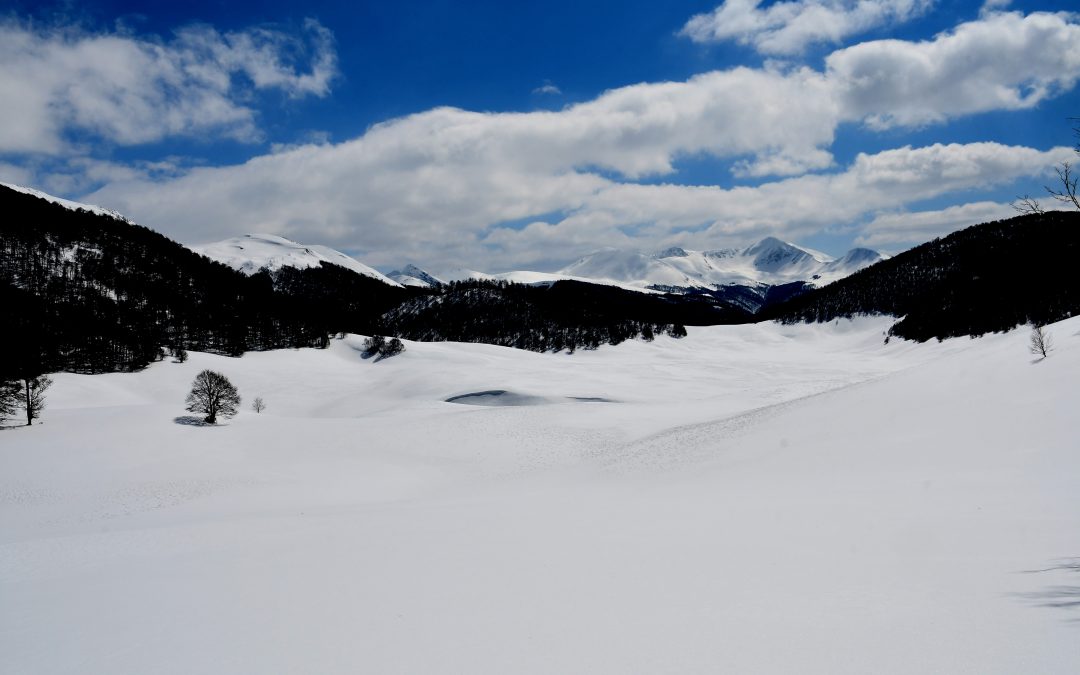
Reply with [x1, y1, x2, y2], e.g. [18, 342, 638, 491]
[252, 397, 266, 413]
[1014, 118, 1080, 214]
[1030, 323, 1053, 358]
[185, 370, 241, 424]
[1047, 161, 1080, 210]
[1011, 194, 1044, 215]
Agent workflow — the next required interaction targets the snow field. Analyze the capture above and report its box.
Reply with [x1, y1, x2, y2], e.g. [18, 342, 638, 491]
[2, 316, 1078, 673]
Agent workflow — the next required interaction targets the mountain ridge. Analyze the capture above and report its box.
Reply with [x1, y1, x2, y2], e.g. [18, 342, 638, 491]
[192, 233, 402, 287]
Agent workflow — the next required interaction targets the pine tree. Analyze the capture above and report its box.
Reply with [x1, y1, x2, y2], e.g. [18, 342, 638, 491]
[23, 376, 52, 426]
[0, 379, 20, 424]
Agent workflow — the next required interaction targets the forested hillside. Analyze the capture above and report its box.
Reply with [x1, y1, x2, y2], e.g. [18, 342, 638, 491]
[0, 185, 413, 376]
[764, 211, 1080, 341]
[381, 279, 752, 351]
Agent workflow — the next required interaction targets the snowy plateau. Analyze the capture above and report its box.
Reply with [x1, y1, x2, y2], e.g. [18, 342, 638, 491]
[2, 316, 1079, 674]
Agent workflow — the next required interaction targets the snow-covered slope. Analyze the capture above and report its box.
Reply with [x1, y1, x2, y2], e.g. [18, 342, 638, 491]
[2, 182, 132, 222]
[387, 264, 445, 287]
[391, 237, 881, 296]
[191, 233, 402, 287]
[3, 317, 1078, 673]
[560, 237, 885, 289]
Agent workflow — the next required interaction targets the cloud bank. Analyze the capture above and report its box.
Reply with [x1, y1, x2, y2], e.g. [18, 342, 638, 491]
[0, 18, 337, 154]
[2, 9, 1077, 270]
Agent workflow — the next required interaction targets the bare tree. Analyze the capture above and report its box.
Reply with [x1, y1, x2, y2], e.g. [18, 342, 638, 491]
[1030, 323, 1053, 358]
[23, 376, 52, 425]
[1011, 194, 1044, 215]
[1014, 118, 1080, 214]
[185, 370, 241, 424]
[1047, 161, 1080, 210]
[252, 397, 266, 413]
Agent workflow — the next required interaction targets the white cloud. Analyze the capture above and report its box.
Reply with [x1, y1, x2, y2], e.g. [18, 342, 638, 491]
[0, 161, 33, 186]
[681, 0, 934, 55]
[854, 201, 1017, 247]
[532, 143, 1071, 248]
[16, 9, 1078, 271]
[828, 11, 1080, 128]
[0, 18, 337, 154]
[532, 81, 562, 95]
[979, 0, 1012, 17]
[88, 140, 1072, 270]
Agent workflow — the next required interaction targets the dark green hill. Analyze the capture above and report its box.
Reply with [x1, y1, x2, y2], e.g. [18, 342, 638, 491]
[0, 185, 411, 376]
[762, 211, 1080, 341]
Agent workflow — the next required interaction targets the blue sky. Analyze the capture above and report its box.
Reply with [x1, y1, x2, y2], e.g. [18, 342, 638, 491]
[1, 0, 1078, 271]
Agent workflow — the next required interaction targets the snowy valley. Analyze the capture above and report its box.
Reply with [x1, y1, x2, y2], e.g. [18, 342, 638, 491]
[2, 317, 1078, 673]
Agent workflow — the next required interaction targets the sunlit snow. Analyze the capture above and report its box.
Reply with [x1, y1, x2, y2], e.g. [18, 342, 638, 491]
[2, 317, 1077, 673]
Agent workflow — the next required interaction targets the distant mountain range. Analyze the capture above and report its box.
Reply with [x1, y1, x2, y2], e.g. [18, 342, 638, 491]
[193, 232, 883, 298]
[557, 238, 885, 290]
[6, 180, 1079, 373]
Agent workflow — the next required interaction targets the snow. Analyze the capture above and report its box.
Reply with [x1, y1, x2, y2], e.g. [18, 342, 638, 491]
[2, 182, 132, 222]
[191, 233, 402, 286]
[559, 238, 886, 289]
[393, 237, 884, 295]
[387, 264, 445, 288]
[2, 317, 1079, 673]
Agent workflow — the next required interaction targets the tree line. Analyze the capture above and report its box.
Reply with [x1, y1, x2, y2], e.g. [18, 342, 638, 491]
[381, 279, 701, 352]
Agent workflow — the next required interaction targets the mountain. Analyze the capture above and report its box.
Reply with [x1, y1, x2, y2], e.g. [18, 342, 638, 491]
[764, 211, 1080, 341]
[0, 184, 411, 375]
[558, 237, 885, 290]
[192, 233, 401, 287]
[387, 264, 445, 288]
[0, 181, 133, 223]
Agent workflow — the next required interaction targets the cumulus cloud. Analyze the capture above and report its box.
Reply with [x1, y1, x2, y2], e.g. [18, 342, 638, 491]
[681, 0, 933, 55]
[529, 143, 1072, 251]
[88, 140, 1072, 270]
[0, 18, 337, 154]
[829, 11, 1080, 128]
[979, 0, 1012, 17]
[854, 201, 1017, 247]
[20, 9, 1080, 271]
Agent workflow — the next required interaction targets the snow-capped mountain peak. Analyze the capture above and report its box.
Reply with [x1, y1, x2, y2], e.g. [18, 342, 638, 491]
[654, 246, 690, 259]
[387, 264, 445, 288]
[556, 236, 884, 290]
[191, 233, 402, 287]
[742, 236, 828, 270]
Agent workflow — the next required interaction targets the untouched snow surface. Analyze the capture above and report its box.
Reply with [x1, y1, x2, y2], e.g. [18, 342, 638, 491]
[192, 233, 402, 286]
[2, 317, 1079, 674]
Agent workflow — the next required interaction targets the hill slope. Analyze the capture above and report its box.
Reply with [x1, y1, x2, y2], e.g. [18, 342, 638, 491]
[2, 317, 1077, 673]
[764, 211, 1080, 341]
[192, 233, 402, 287]
[0, 185, 410, 375]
